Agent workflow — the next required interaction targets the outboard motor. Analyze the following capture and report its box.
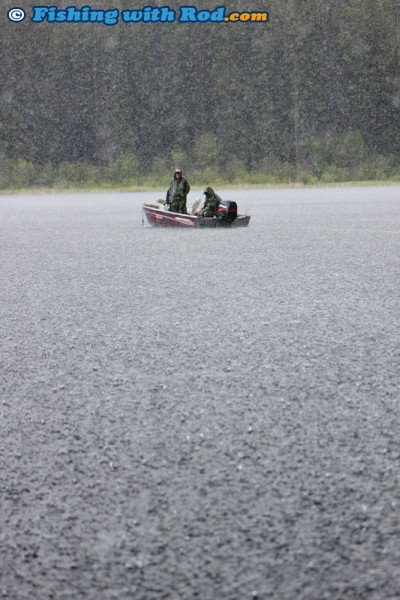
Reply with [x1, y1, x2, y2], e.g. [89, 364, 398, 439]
[217, 200, 237, 223]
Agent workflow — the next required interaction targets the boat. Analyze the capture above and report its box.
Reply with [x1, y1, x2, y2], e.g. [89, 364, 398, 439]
[142, 199, 250, 228]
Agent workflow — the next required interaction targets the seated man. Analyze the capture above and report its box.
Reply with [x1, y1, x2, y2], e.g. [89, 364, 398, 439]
[199, 187, 222, 217]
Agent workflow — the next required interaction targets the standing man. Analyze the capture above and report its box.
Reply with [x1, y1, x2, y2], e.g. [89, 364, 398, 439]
[168, 168, 190, 214]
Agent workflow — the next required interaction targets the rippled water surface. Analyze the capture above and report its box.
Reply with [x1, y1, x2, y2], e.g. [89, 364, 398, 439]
[1, 186, 400, 599]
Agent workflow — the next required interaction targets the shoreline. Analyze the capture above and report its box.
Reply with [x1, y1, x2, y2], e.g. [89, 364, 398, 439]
[1, 179, 399, 196]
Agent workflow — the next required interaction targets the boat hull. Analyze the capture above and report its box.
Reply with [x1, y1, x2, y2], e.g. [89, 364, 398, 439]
[142, 204, 250, 228]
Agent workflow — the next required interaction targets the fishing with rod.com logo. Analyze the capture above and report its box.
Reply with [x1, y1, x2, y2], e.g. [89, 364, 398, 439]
[6, 2, 269, 25]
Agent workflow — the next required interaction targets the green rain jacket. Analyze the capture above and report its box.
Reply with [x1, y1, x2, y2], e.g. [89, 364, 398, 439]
[169, 176, 190, 203]
[202, 186, 222, 217]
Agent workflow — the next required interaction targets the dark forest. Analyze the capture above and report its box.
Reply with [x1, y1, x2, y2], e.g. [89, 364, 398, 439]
[1, 0, 399, 187]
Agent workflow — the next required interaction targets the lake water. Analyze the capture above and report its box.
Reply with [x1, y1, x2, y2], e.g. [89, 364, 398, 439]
[1, 186, 400, 599]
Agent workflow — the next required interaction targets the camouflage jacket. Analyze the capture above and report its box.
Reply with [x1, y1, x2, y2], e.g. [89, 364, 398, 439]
[203, 187, 222, 216]
[169, 176, 190, 200]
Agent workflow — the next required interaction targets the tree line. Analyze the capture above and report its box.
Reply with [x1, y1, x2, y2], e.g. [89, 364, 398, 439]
[1, 0, 399, 188]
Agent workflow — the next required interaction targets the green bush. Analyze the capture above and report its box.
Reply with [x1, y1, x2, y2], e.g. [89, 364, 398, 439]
[8, 159, 38, 188]
[320, 166, 351, 183]
[336, 130, 365, 167]
[305, 130, 365, 177]
[55, 162, 80, 187]
[297, 168, 319, 185]
[107, 153, 139, 184]
[1, 147, 398, 191]
[147, 156, 170, 187]
[223, 156, 247, 183]
[192, 167, 225, 187]
[357, 155, 394, 181]
[389, 166, 400, 181]
[256, 157, 296, 183]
